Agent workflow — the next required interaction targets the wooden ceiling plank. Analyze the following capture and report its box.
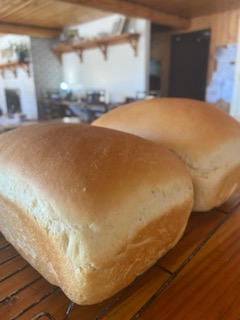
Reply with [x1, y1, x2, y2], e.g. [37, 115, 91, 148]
[0, 0, 111, 30]
[130, 0, 240, 18]
[0, 0, 33, 20]
[59, 0, 190, 29]
[0, 22, 61, 39]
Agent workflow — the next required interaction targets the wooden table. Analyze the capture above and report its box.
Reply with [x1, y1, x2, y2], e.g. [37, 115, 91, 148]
[1, 193, 240, 320]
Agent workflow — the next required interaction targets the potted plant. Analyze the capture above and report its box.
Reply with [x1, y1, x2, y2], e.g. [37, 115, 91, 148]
[11, 42, 30, 62]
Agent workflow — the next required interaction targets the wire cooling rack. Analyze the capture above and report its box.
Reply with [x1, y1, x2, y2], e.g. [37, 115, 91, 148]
[0, 232, 123, 320]
[0, 235, 75, 320]
[30, 302, 74, 320]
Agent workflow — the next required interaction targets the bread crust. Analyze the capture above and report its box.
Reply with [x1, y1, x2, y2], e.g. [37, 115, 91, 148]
[0, 123, 193, 304]
[93, 98, 240, 211]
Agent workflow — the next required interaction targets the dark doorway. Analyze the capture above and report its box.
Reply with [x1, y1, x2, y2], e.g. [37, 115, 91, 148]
[149, 60, 161, 92]
[169, 29, 210, 100]
[5, 89, 21, 114]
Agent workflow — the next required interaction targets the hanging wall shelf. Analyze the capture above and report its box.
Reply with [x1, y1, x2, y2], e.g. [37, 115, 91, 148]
[52, 33, 140, 63]
[0, 61, 30, 78]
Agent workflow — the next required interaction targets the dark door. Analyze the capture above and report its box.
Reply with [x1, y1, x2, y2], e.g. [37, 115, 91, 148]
[169, 29, 210, 100]
[5, 89, 21, 114]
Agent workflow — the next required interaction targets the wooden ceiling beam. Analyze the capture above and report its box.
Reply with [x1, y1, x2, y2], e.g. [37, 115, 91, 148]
[0, 22, 61, 39]
[59, 0, 190, 29]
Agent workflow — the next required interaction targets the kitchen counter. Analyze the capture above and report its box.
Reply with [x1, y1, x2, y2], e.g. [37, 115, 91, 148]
[1, 193, 240, 319]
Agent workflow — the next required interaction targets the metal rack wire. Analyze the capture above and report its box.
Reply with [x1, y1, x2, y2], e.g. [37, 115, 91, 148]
[30, 312, 56, 320]
[30, 302, 74, 320]
[0, 233, 75, 320]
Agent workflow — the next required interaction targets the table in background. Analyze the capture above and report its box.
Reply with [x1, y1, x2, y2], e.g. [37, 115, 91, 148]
[41, 99, 108, 123]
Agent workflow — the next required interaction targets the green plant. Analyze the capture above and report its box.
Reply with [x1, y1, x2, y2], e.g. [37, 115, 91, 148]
[11, 42, 29, 62]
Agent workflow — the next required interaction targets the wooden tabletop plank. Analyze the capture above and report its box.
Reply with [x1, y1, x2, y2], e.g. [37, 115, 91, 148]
[17, 287, 120, 320]
[15, 288, 68, 320]
[100, 266, 170, 320]
[54, 293, 121, 320]
[0, 236, 8, 248]
[0, 266, 40, 301]
[1, 278, 55, 320]
[217, 192, 240, 213]
[18, 266, 170, 320]
[137, 207, 240, 320]
[0, 255, 28, 281]
[57, 291, 124, 320]
[158, 209, 225, 273]
[19, 285, 122, 320]
[0, 245, 19, 263]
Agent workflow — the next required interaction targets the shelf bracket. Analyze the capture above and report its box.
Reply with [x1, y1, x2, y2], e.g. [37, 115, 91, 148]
[128, 37, 139, 56]
[0, 69, 4, 78]
[56, 53, 62, 64]
[21, 63, 30, 77]
[97, 44, 107, 60]
[76, 49, 83, 62]
[9, 66, 17, 78]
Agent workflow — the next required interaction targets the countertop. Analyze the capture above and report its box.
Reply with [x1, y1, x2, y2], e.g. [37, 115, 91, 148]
[1, 193, 240, 319]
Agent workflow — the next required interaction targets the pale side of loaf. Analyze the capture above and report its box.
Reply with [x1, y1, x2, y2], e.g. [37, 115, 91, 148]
[93, 98, 240, 211]
[0, 123, 193, 305]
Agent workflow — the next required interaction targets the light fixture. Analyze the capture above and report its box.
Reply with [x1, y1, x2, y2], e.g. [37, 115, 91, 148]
[60, 82, 69, 91]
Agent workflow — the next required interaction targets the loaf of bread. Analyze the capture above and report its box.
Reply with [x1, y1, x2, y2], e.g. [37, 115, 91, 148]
[93, 98, 240, 211]
[0, 123, 193, 305]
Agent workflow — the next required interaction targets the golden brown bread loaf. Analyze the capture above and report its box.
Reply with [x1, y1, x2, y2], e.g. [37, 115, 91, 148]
[0, 123, 193, 305]
[93, 98, 240, 211]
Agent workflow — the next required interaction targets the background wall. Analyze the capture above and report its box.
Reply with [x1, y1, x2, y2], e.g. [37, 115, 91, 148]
[62, 15, 150, 104]
[31, 37, 63, 118]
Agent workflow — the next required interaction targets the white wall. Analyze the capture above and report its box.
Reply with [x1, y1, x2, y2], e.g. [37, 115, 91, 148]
[0, 34, 38, 119]
[62, 15, 150, 103]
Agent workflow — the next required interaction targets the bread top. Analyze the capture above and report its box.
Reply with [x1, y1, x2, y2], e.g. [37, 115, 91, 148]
[0, 123, 193, 266]
[93, 98, 240, 175]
